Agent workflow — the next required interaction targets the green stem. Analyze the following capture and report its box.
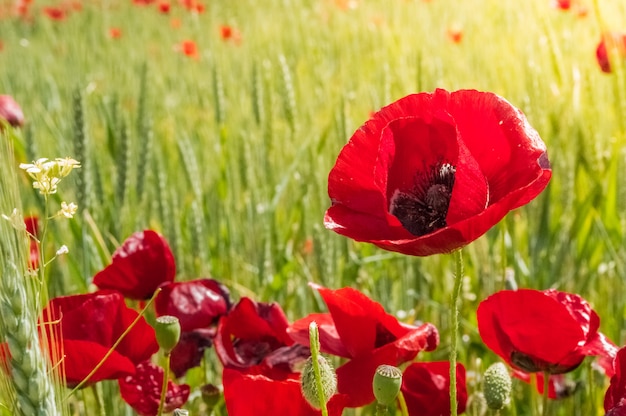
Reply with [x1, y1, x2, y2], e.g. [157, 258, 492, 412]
[375, 403, 388, 416]
[158, 353, 171, 416]
[65, 288, 162, 399]
[542, 372, 550, 416]
[309, 322, 329, 416]
[449, 249, 463, 416]
[397, 390, 409, 416]
[91, 384, 106, 416]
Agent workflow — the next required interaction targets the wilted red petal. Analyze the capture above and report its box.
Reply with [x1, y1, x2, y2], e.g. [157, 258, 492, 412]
[402, 362, 467, 416]
[155, 279, 230, 332]
[169, 328, 215, 378]
[0, 95, 24, 127]
[41, 290, 159, 386]
[93, 230, 176, 300]
[325, 89, 550, 256]
[119, 361, 190, 416]
[512, 370, 577, 399]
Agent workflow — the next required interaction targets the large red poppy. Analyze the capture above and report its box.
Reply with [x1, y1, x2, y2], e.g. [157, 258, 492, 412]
[119, 361, 190, 416]
[477, 289, 617, 375]
[596, 32, 626, 73]
[92, 230, 176, 300]
[605, 347, 626, 415]
[288, 284, 439, 407]
[214, 297, 309, 377]
[0, 95, 24, 127]
[41, 290, 159, 386]
[401, 361, 467, 416]
[155, 278, 231, 377]
[325, 89, 551, 256]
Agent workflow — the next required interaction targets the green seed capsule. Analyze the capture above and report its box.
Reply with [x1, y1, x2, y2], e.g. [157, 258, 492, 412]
[483, 362, 512, 410]
[373, 364, 403, 406]
[154, 315, 181, 354]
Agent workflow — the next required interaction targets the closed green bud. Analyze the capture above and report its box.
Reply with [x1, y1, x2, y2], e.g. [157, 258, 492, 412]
[154, 315, 181, 354]
[301, 355, 337, 409]
[373, 364, 403, 406]
[483, 362, 512, 410]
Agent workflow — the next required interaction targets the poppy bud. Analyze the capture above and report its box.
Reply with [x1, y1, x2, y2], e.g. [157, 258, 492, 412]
[300, 355, 337, 409]
[155, 315, 181, 354]
[483, 362, 512, 410]
[200, 383, 221, 411]
[373, 364, 403, 406]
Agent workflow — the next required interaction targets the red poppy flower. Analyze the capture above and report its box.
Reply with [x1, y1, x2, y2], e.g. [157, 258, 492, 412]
[402, 362, 467, 415]
[43, 7, 66, 20]
[596, 32, 626, 73]
[24, 215, 38, 269]
[41, 290, 159, 386]
[92, 230, 176, 300]
[0, 95, 24, 127]
[324, 89, 551, 256]
[214, 297, 309, 377]
[223, 368, 347, 416]
[178, 40, 199, 59]
[288, 284, 439, 407]
[108, 27, 122, 39]
[477, 289, 617, 375]
[606, 347, 626, 415]
[553, 0, 571, 10]
[158, 1, 170, 13]
[119, 361, 190, 416]
[155, 279, 231, 376]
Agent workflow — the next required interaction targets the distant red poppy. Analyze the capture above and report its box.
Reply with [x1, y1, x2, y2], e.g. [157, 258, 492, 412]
[605, 347, 626, 415]
[325, 89, 551, 256]
[219, 25, 242, 43]
[446, 26, 463, 43]
[223, 368, 348, 416]
[288, 284, 439, 407]
[108, 27, 122, 39]
[477, 289, 617, 375]
[43, 7, 66, 20]
[0, 95, 24, 127]
[41, 290, 159, 386]
[24, 215, 38, 269]
[92, 230, 176, 300]
[178, 40, 199, 59]
[553, 0, 571, 10]
[155, 279, 231, 377]
[158, 1, 170, 13]
[596, 32, 626, 73]
[214, 297, 309, 377]
[402, 362, 467, 416]
[119, 361, 190, 416]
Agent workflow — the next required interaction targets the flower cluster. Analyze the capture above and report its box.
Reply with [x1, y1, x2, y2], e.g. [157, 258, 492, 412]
[19, 157, 81, 195]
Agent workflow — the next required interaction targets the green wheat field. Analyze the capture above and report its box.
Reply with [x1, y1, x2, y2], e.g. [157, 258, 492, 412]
[1, 0, 626, 415]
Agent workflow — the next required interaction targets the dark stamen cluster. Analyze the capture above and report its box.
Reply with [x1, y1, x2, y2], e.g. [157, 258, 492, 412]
[389, 163, 456, 236]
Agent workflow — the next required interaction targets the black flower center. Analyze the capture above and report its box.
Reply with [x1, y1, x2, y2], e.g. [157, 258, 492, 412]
[389, 163, 456, 236]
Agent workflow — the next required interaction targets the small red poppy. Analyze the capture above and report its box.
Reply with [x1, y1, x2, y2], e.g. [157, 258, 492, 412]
[43, 7, 66, 20]
[178, 40, 199, 59]
[24, 215, 38, 269]
[288, 284, 439, 407]
[158, 1, 170, 13]
[402, 362, 467, 416]
[0, 95, 24, 127]
[108, 27, 122, 39]
[605, 347, 626, 415]
[41, 290, 159, 386]
[596, 32, 626, 73]
[214, 297, 309, 377]
[325, 89, 551, 256]
[92, 230, 176, 300]
[119, 361, 190, 416]
[477, 289, 617, 375]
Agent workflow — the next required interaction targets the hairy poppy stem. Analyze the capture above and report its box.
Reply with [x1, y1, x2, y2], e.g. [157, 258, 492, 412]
[157, 353, 171, 416]
[449, 249, 463, 416]
[65, 287, 162, 400]
[309, 322, 330, 416]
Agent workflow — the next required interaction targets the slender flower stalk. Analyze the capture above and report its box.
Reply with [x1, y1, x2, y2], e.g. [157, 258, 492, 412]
[449, 249, 464, 416]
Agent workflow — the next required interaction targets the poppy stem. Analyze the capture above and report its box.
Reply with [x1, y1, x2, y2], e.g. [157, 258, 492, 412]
[157, 353, 171, 416]
[541, 372, 550, 416]
[309, 322, 330, 416]
[397, 390, 409, 416]
[449, 248, 463, 416]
